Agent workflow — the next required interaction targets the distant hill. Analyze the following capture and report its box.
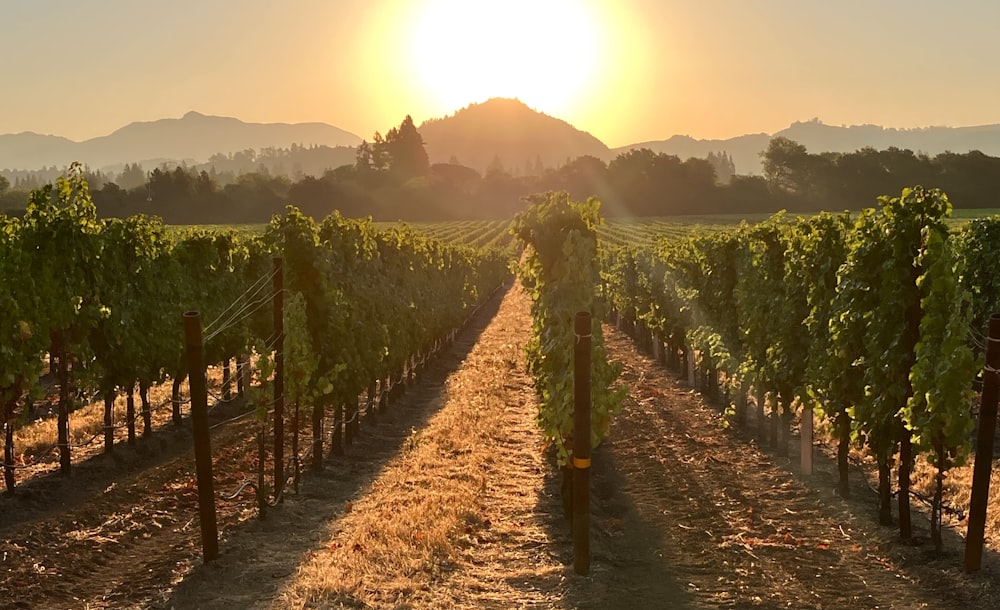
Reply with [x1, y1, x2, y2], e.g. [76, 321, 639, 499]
[775, 119, 1000, 158]
[4, 105, 1000, 179]
[0, 111, 362, 171]
[619, 119, 1000, 175]
[418, 98, 610, 174]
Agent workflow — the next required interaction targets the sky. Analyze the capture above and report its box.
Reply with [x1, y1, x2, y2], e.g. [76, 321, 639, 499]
[1, 0, 999, 148]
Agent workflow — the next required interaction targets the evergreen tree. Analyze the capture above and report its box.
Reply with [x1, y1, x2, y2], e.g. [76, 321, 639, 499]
[371, 132, 390, 172]
[486, 154, 506, 178]
[117, 163, 147, 190]
[384, 115, 429, 182]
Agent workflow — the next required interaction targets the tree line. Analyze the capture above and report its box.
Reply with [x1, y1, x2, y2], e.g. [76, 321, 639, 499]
[762, 136, 1000, 212]
[4, 122, 1000, 222]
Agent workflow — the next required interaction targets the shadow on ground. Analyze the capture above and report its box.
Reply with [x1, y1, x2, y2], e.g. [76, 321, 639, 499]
[160, 285, 510, 609]
[533, 440, 701, 609]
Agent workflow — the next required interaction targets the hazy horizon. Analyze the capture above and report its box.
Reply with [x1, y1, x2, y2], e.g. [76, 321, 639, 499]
[3, 0, 999, 147]
[6, 105, 1000, 151]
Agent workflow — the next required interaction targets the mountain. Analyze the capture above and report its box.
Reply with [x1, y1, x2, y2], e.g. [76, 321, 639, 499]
[775, 119, 1000, 159]
[0, 133, 80, 170]
[619, 119, 1000, 175]
[418, 98, 610, 174]
[5, 105, 1000, 179]
[0, 112, 362, 171]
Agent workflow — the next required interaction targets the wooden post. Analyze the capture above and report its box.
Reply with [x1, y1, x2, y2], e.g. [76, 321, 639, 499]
[4, 387, 23, 492]
[222, 358, 232, 402]
[257, 422, 267, 519]
[183, 311, 219, 563]
[735, 388, 747, 427]
[292, 398, 300, 494]
[350, 392, 360, 439]
[331, 403, 344, 456]
[4, 415, 15, 492]
[272, 258, 285, 501]
[757, 389, 767, 441]
[801, 407, 813, 474]
[345, 398, 356, 447]
[366, 381, 377, 423]
[171, 370, 184, 428]
[126, 388, 136, 446]
[966, 314, 1000, 572]
[236, 357, 246, 399]
[57, 346, 72, 474]
[311, 400, 324, 472]
[140, 382, 152, 439]
[573, 311, 591, 576]
[103, 392, 115, 454]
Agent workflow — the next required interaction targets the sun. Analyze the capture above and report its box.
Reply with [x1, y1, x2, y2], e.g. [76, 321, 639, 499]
[406, 0, 603, 119]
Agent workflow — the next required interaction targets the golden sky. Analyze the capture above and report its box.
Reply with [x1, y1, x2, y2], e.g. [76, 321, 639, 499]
[2, 0, 999, 147]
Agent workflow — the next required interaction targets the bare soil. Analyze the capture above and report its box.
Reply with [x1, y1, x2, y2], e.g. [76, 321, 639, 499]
[596, 328, 1000, 609]
[2, 282, 1000, 609]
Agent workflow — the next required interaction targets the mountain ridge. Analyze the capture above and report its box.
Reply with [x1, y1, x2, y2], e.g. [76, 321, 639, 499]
[3, 103, 1000, 176]
[0, 112, 363, 171]
[615, 119, 1000, 175]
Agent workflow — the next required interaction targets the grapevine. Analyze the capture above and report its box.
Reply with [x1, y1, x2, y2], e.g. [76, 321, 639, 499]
[513, 191, 624, 466]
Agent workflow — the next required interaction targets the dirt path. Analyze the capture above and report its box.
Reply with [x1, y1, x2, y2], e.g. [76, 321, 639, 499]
[4, 281, 1000, 608]
[257, 281, 566, 608]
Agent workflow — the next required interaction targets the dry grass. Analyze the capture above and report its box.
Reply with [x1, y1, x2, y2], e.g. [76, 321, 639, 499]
[13, 367, 228, 468]
[808, 405, 1000, 548]
[910, 451, 1000, 540]
[274, 284, 566, 609]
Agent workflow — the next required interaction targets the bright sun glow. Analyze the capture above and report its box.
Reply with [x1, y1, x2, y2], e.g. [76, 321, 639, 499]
[407, 0, 603, 118]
